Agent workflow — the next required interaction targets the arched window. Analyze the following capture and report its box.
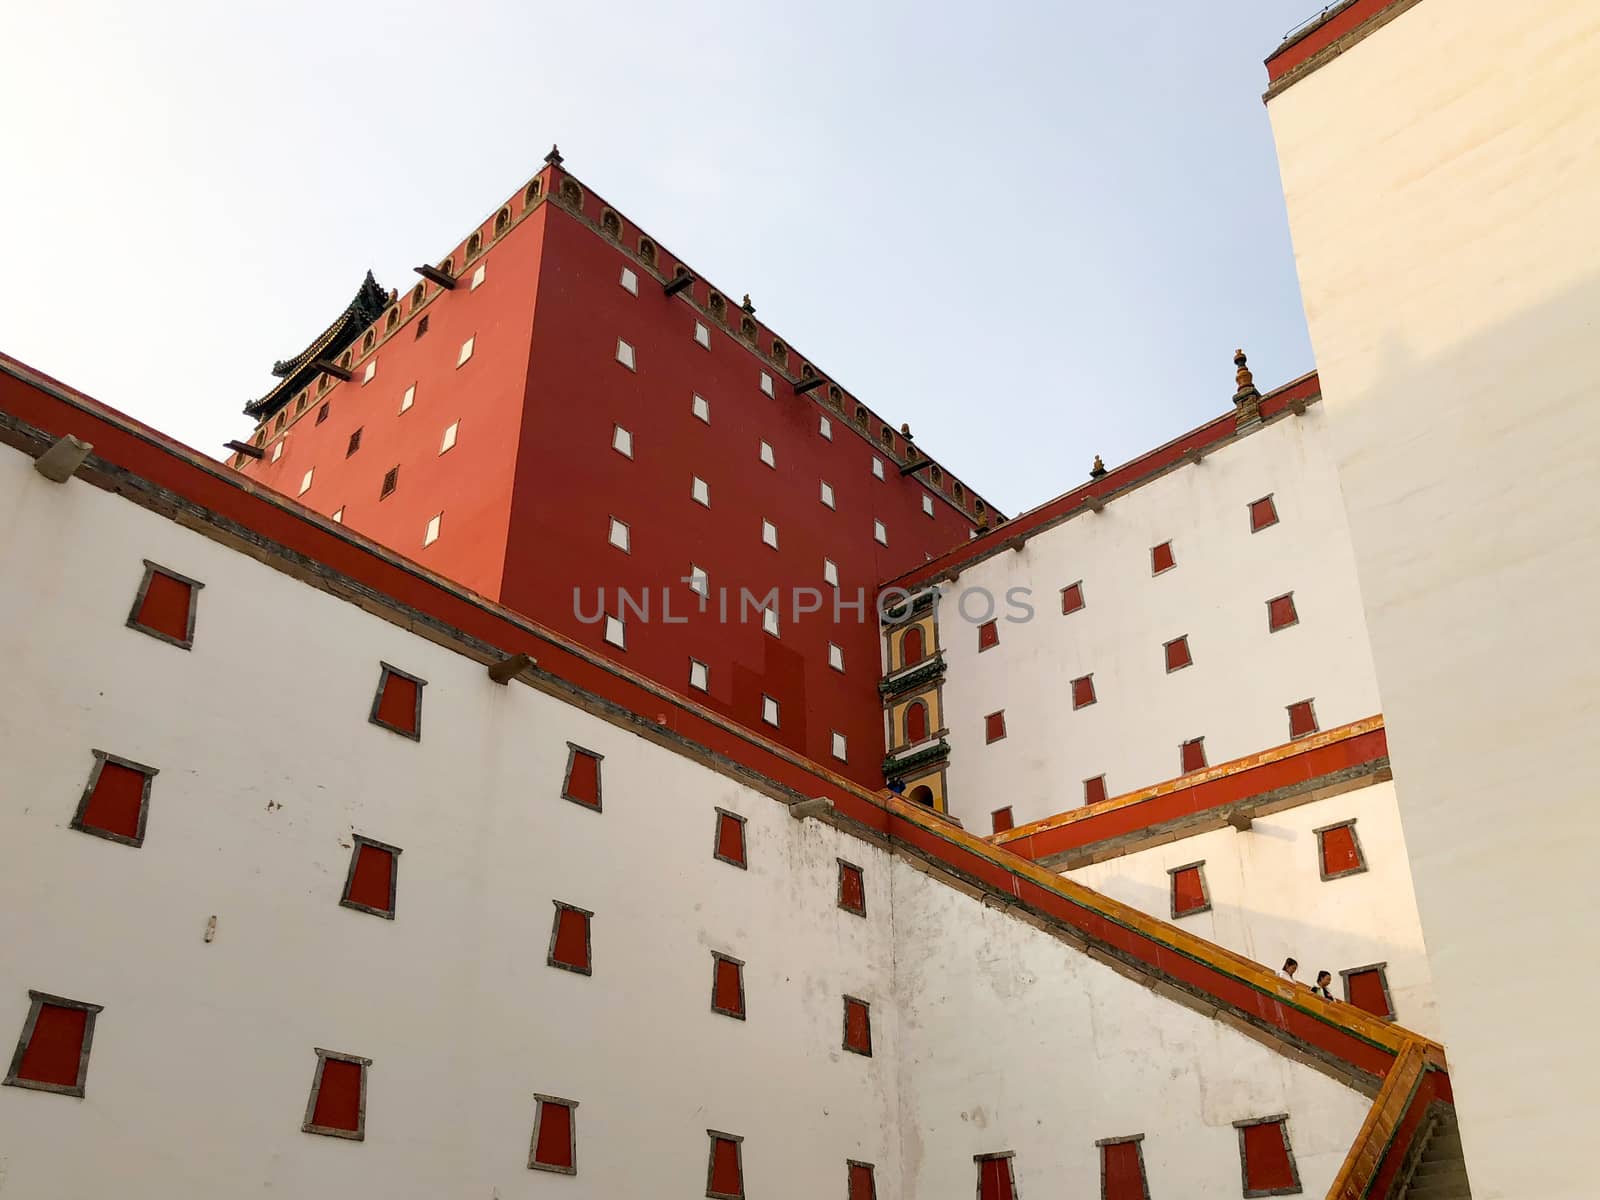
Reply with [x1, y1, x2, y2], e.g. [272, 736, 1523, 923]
[524, 178, 543, 206]
[600, 209, 621, 240]
[339, 350, 353, 369]
[411, 282, 426, 309]
[909, 785, 935, 809]
[855, 405, 869, 426]
[879, 426, 894, 449]
[904, 700, 929, 745]
[901, 625, 925, 668]
[771, 340, 788, 367]
[931, 465, 944, 486]
[466, 232, 482, 260]
[494, 206, 511, 236]
[274, 412, 287, 432]
[709, 292, 727, 322]
[740, 317, 757, 341]
[362, 330, 375, 353]
[638, 237, 657, 266]
[295, 392, 308, 413]
[386, 308, 400, 332]
[827, 385, 843, 410]
[438, 256, 454, 276]
[253, 429, 266, 447]
[975, 499, 987, 517]
[954, 482, 966, 503]
[559, 178, 583, 208]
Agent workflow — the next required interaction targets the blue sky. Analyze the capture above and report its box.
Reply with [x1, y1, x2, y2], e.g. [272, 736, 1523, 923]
[2, 0, 1317, 517]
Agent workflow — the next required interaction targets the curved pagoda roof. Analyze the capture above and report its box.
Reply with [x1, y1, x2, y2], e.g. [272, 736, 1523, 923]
[244, 271, 390, 419]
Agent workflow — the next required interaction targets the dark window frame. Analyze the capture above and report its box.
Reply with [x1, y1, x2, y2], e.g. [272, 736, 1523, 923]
[1168, 860, 1212, 918]
[546, 900, 595, 976]
[368, 662, 427, 741]
[1233, 1113, 1303, 1198]
[301, 1047, 372, 1140]
[1314, 819, 1369, 881]
[70, 749, 158, 848]
[3, 990, 104, 1098]
[706, 1129, 746, 1200]
[561, 742, 605, 811]
[339, 833, 403, 919]
[1096, 1133, 1151, 1200]
[125, 559, 204, 650]
[837, 859, 867, 917]
[712, 807, 748, 870]
[710, 951, 746, 1021]
[528, 1092, 580, 1174]
[842, 995, 873, 1057]
[1340, 962, 1396, 1021]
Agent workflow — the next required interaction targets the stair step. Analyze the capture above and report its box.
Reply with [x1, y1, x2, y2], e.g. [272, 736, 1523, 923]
[1415, 1158, 1467, 1176]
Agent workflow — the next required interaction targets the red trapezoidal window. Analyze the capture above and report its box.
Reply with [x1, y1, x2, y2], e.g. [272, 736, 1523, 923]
[985, 711, 1007, 744]
[1288, 699, 1319, 739]
[901, 625, 925, 668]
[1084, 775, 1108, 806]
[548, 902, 594, 974]
[1250, 495, 1280, 533]
[1268, 592, 1299, 632]
[4, 991, 103, 1097]
[369, 663, 425, 739]
[1237, 1116, 1300, 1196]
[904, 699, 929, 745]
[711, 954, 745, 1019]
[302, 1049, 369, 1139]
[1100, 1137, 1149, 1200]
[707, 1131, 745, 1200]
[843, 997, 872, 1056]
[848, 1161, 877, 1200]
[529, 1095, 578, 1173]
[1071, 674, 1096, 708]
[714, 809, 747, 868]
[126, 561, 203, 649]
[838, 860, 866, 916]
[1180, 737, 1207, 773]
[1317, 821, 1367, 879]
[561, 744, 603, 810]
[1343, 965, 1394, 1018]
[991, 806, 1014, 834]
[341, 835, 401, 919]
[1169, 863, 1209, 917]
[71, 750, 157, 847]
[1164, 635, 1192, 672]
[1151, 541, 1176, 574]
[1061, 581, 1085, 614]
[977, 620, 1000, 651]
[976, 1154, 1018, 1200]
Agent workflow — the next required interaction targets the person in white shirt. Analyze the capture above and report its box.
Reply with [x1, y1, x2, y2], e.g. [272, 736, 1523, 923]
[1279, 957, 1300, 983]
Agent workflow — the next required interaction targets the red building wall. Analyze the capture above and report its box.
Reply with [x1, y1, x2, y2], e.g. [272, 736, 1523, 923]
[238, 162, 983, 784]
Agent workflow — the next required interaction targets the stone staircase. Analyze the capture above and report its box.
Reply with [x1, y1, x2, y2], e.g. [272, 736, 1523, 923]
[1399, 1110, 1472, 1199]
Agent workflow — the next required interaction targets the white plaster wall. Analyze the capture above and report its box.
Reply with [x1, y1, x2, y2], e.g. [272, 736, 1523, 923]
[1065, 782, 1440, 1038]
[891, 862, 1370, 1199]
[0, 440, 1374, 1197]
[938, 406, 1381, 831]
[1268, 3, 1600, 1196]
[0, 442, 900, 1199]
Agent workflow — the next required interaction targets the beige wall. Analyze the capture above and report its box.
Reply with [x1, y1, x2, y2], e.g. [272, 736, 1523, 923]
[1267, 3, 1600, 1196]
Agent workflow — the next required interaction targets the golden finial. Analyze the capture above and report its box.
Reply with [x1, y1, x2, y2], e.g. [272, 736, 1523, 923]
[544, 144, 564, 166]
[1090, 455, 1107, 478]
[1234, 348, 1256, 395]
[900, 423, 914, 439]
[741, 294, 756, 315]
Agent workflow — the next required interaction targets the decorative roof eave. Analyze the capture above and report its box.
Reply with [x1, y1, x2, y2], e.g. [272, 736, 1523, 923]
[244, 271, 390, 419]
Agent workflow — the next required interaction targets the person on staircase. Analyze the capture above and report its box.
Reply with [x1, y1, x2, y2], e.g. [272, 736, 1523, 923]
[1278, 957, 1300, 983]
[1312, 970, 1335, 1000]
